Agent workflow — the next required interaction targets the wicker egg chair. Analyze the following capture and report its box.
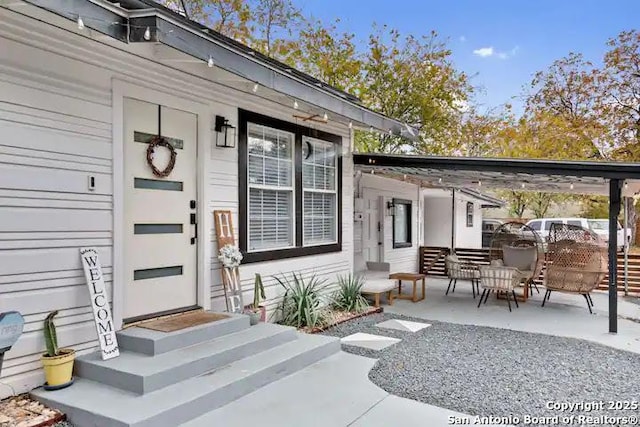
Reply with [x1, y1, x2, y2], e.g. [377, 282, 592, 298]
[488, 221, 545, 295]
[542, 223, 607, 313]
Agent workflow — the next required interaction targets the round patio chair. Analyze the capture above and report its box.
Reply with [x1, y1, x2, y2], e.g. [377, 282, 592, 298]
[543, 223, 607, 313]
[488, 221, 545, 295]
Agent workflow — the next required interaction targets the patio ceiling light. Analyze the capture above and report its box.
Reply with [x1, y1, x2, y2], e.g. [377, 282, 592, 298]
[208, 55, 214, 67]
[77, 16, 85, 30]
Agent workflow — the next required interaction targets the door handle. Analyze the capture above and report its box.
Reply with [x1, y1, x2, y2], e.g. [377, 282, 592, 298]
[190, 213, 197, 245]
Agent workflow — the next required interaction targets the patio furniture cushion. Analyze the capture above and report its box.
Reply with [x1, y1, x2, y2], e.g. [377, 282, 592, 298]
[360, 277, 395, 294]
[502, 245, 536, 271]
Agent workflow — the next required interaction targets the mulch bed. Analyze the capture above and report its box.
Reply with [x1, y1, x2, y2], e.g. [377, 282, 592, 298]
[301, 306, 383, 334]
[0, 395, 65, 427]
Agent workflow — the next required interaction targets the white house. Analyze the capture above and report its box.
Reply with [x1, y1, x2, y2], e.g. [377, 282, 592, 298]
[0, 0, 414, 397]
[422, 187, 504, 249]
[353, 173, 503, 273]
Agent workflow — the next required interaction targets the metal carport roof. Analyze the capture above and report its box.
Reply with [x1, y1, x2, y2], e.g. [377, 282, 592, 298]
[354, 152, 640, 333]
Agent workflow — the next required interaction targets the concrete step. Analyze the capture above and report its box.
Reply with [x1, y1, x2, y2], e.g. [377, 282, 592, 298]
[76, 323, 297, 394]
[32, 333, 340, 427]
[116, 312, 249, 356]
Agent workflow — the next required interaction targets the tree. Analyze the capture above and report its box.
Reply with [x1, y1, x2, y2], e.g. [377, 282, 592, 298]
[291, 19, 362, 94]
[250, 0, 303, 61]
[356, 27, 473, 153]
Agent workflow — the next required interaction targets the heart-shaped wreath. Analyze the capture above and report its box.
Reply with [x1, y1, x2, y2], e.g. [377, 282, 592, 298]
[146, 136, 177, 178]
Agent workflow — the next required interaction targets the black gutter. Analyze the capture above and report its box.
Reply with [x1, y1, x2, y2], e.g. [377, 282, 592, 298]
[354, 153, 640, 180]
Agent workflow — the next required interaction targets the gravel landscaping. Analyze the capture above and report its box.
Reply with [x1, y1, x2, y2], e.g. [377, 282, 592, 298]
[320, 312, 640, 424]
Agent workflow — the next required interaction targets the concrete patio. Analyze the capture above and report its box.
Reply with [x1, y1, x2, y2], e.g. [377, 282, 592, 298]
[385, 276, 640, 354]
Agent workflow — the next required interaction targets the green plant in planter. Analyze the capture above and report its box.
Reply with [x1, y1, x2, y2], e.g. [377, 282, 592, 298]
[274, 272, 329, 329]
[246, 273, 267, 325]
[43, 310, 59, 357]
[332, 274, 370, 313]
[41, 310, 76, 389]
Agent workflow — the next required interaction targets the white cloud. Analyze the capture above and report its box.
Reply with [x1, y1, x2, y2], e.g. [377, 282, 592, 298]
[459, 35, 466, 43]
[473, 47, 494, 57]
[473, 45, 520, 60]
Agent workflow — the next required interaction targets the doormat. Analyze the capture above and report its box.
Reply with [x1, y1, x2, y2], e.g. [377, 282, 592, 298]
[0, 395, 65, 427]
[137, 311, 230, 332]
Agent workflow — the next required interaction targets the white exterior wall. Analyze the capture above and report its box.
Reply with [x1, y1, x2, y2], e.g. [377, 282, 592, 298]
[355, 174, 423, 272]
[423, 189, 483, 249]
[0, 9, 352, 397]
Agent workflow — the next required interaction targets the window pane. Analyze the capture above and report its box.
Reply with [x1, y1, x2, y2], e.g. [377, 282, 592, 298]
[302, 137, 338, 246]
[247, 123, 293, 189]
[248, 188, 293, 251]
[394, 204, 408, 243]
[303, 138, 336, 191]
[303, 191, 336, 245]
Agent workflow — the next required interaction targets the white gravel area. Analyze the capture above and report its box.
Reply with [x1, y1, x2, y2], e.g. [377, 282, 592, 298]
[320, 312, 640, 425]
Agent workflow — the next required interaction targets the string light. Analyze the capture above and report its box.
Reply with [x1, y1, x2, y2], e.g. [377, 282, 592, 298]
[252, 83, 259, 93]
[438, 177, 443, 184]
[207, 56, 214, 67]
[625, 181, 629, 190]
[77, 16, 85, 30]
[478, 180, 482, 187]
[521, 183, 526, 189]
[348, 121, 353, 129]
[323, 112, 328, 121]
[388, 129, 393, 136]
[369, 126, 374, 132]
[403, 174, 407, 181]
[293, 100, 299, 109]
[143, 26, 151, 41]
[570, 183, 574, 190]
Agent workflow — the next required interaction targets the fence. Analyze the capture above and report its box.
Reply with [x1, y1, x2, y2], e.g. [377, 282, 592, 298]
[419, 246, 640, 295]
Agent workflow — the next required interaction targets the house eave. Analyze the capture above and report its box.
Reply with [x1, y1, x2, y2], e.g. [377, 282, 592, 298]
[18, 0, 418, 140]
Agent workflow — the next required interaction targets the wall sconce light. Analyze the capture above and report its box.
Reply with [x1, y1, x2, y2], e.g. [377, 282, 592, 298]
[386, 200, 396, 216]
[215, 115, 236, 148]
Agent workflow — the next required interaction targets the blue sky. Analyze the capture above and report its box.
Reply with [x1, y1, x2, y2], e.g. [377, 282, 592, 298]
[295, 0, 640, 115]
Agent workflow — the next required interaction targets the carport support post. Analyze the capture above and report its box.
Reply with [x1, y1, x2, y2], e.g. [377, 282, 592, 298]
[608, 179, 622, 333]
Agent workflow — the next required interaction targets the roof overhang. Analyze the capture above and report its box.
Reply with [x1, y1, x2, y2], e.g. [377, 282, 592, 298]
[15, 0, 418, 140]
[354, 153, 640, 197]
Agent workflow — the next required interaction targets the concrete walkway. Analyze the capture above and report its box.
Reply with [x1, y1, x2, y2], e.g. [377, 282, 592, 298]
[386, 277, 640, 354]
[184, 351, 504, 427]
[184, 278, 639, 426]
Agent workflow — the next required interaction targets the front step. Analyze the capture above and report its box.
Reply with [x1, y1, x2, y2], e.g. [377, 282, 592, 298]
[32, 333, 340, 427]
[76, 323, 297, 394]
[116, 313, 249, 356]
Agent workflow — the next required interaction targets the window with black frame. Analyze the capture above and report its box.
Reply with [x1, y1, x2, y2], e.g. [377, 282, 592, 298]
[238, 110, 342, 263]
[392, 198, 412, 248]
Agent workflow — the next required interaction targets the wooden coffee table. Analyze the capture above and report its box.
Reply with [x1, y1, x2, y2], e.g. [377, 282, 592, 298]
[389, 272, 426, 302]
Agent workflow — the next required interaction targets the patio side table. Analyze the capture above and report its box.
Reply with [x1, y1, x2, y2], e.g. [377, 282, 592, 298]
[389, 272, 426, 302]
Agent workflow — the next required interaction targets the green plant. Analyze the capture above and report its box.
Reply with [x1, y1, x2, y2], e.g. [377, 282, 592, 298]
[43, 310, 59, 357]
[274, 272, 329, 328]
[252, 273, 266, 309]
[332, 274, 370, 313]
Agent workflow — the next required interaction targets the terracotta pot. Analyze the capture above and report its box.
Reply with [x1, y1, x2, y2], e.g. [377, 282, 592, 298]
[41, 348, 75, 387]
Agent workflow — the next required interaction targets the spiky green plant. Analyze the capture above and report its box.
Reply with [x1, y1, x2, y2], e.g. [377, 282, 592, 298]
[332, 274, 370, 313]
[274, 272, 329, 329]
[43, 310, 59, 357]
[253, 273, 266, 309]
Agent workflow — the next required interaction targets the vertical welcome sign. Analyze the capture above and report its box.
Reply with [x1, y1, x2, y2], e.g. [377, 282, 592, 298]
[80, 248, 119, 360]
[214, 210, 244, 313]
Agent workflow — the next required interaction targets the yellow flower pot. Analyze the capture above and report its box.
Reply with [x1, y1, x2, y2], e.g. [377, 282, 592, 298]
[41, 348, 75, 387]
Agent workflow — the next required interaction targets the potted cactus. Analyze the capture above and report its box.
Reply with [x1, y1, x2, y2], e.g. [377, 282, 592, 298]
[40, 310, 75, 390]
[245, 273, 266, 325]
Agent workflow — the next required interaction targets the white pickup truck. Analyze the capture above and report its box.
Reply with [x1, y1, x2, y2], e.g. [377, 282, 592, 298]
[524, 217, 632, 251]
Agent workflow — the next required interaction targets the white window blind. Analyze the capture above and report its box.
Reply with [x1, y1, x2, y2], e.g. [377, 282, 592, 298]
[247, 123, 294, 251]
[302, 137, 337, 245]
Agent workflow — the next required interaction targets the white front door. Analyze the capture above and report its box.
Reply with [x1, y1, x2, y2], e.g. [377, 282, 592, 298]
[362, 191, 381, 263]
[123, 98, 198, 321]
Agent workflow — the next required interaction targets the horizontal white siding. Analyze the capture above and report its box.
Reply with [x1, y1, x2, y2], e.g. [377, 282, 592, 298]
[0, 7, 353, 397]
[356, 174, 422, 272]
